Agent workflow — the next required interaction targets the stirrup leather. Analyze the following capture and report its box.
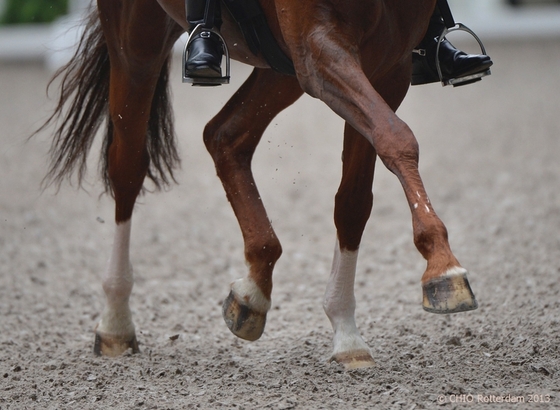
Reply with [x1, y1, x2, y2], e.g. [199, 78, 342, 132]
[182, 24, 231, 86]
[435, 23, 491, 87]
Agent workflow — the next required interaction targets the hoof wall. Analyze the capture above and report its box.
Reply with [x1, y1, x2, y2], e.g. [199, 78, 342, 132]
[331, 350, 375, 370]
[93, 332, 140, 357]
[222, 290, 266, 341]
[422, 271, 478, 314]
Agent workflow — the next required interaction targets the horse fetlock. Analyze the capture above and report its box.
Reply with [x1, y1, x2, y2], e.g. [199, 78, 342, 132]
[222, 278, 270, 341]
[422, 267, 478, 314]
[323, 297, 356, 327]
[102, 276, 133, 305]
[413, 223, 449, 260]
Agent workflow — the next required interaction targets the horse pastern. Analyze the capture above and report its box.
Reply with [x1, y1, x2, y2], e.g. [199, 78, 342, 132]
[230, 278, 271, 314]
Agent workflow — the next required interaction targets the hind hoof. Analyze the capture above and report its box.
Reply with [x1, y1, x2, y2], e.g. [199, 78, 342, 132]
[331, 350, 375, 370]
[93, 332, 140, 357]
[422, 268, 478, 314]
[222, 290, 267, 341]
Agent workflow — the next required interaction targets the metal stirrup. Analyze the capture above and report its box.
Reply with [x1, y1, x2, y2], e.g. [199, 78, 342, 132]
[182, 24, 231, 85]
[435, 23, 491, 87]
[183, 0, 230, 85]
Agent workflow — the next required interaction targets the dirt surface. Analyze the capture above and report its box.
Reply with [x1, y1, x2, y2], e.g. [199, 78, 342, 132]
[1, 39, 560, 409]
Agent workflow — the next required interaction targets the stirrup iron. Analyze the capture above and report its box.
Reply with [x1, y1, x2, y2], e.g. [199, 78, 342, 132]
[182, 24, 231, 86]
[435, 23, 491, 87]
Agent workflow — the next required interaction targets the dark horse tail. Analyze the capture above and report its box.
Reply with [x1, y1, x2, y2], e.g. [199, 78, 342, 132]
[36, 8, 179, 193]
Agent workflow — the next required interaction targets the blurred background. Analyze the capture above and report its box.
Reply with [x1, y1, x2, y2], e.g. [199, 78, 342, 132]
[1, 2, 559, 407]
[0, 0, 560, 69]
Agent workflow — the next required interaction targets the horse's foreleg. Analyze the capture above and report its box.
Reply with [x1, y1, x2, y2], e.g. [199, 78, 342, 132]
[370, 65, 477, 314]
[372, 67, 478, 315]
[204, 68, 303, 341]
[280, 15, 477, 317]
[343, 68, 477, 314]
[324, 125, 376, 369]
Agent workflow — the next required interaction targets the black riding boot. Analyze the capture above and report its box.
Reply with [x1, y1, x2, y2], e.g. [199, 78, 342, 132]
[185, 0, 224, 83]
[412, 7, 493, 86]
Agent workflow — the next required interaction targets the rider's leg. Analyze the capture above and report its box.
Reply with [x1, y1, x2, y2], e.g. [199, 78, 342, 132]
[412, 4, 493, 85]
[185, 0, 223, 79]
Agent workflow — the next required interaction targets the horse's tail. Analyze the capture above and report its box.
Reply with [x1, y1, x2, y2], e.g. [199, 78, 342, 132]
[37, 7, 179, 193]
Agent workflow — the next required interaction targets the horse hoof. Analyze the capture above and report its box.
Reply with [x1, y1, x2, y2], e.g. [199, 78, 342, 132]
[222, 290, 267, 341]
[331, 350, 375, 370]
[422, 268, 478, 314]
[93, 331, 140, 357]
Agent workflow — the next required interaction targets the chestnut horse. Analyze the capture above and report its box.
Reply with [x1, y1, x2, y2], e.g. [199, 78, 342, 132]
[39, 0, 477, 369]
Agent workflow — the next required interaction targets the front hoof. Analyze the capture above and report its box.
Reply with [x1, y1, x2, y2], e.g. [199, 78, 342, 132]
[93, 332, 140, 357]
[222, 291, 267, 341]
[422, 268, 478, 314]
[331, 350, 375, 370]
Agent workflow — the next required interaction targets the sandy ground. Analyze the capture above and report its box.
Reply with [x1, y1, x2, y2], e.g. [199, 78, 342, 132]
[1, 38, 560, 409]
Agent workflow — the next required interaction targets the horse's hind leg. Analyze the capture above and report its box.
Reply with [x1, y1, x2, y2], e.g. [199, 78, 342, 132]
[324, 124, 377, 369]
[204, 68, 303, 341]
[324, 66, 418, 369]
[94, 0, 180, 356]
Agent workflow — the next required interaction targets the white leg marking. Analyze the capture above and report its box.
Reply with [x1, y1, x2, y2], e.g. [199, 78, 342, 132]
[323, 241, 371, 357]
[97, 220, 135, 337]
[231, 277, 271, 313]
[442, 266, 468, 278]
